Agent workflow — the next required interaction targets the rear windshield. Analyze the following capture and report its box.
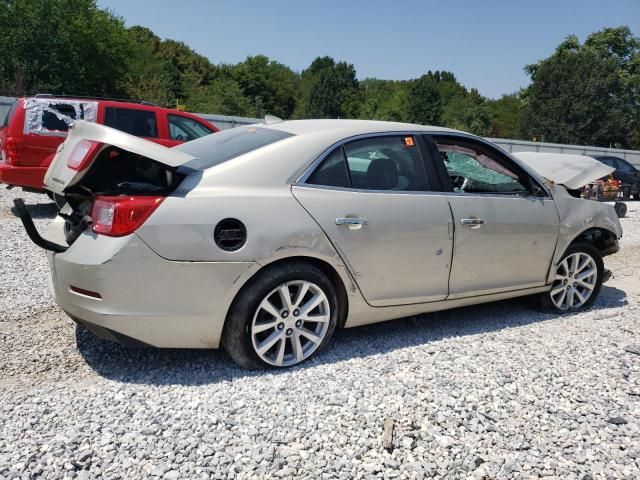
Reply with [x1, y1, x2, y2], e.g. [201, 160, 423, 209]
[176, 126, 294, 171]
[1, 101, 18, 128]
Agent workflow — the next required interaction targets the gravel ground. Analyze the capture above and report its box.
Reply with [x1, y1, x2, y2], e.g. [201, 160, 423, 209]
[1, 187, 639, 479]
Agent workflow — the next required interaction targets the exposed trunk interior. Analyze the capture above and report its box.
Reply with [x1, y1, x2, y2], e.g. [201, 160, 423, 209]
[61, 146, 186, 244]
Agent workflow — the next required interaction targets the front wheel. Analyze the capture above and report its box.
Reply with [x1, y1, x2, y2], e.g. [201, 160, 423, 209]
[540, 243, 604, 313]
[222, 262, 338, 368]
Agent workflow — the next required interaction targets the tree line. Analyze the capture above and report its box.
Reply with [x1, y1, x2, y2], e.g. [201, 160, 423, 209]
[0, 0, 638, 148]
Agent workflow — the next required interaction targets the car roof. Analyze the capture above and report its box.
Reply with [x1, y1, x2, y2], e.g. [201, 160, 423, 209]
[184, 119, 470, 189]
[260, 119, 461, 136]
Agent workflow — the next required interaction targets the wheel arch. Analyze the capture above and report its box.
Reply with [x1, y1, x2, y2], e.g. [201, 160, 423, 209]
[225, 255, 350, 331]
[567, 227, 619, 258]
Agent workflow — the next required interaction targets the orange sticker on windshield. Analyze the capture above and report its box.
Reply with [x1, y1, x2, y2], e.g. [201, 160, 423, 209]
[403, 136, 415, 146]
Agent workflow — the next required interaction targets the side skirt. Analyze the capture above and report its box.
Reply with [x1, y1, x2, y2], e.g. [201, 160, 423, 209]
[344, 285, 550, 328]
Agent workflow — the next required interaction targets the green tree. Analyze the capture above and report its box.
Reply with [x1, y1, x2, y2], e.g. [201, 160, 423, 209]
[583, 27, 640, 148]
[486, 94, 523, 138]
[0, 0, 132, 96]
[408, 74, 442, 125]
[230, 55, 298, 118]
[122, 26, 174, 105]
[441, 89, 493, 136]
[156, 38, 216, 100]
[298, 56, 359, 118]
[186, 78, 254, 117]
[358, 78, 411, 122]
[522, 32, 632, 147]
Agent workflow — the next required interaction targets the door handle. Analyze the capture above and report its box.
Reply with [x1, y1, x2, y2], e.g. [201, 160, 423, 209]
[335, 217, 368, 226]
[460, 218, 485, 226]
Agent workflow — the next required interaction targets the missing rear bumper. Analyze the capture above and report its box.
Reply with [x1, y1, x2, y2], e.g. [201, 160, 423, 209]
[70, 315, 153, 348]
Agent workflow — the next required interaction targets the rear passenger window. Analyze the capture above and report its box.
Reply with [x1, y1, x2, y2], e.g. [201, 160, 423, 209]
[104, 107, 158, 138]
[307, 148, 350, 188]
[345, 136, 427, 191]
[307, 135, 428, 191]
[42, 103, 77, 132]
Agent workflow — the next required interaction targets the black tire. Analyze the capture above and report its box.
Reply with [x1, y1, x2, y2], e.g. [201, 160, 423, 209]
[221, 261, 339, 369]
[539, 243, 604, 313]
[614, 202, 627, 218]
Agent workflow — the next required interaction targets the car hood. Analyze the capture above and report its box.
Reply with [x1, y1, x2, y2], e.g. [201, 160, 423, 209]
[513, 152, 615, 190]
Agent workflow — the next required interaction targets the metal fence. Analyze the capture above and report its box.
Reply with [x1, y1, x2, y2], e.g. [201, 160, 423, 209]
[487, 137, 640, 168]
[198, 113, 261, 130]
[2, 94, 640, 167]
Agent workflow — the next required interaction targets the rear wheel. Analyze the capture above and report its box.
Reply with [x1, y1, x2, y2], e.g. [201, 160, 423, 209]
[222, 262, 338, 368]
[540, 243, 603, 313]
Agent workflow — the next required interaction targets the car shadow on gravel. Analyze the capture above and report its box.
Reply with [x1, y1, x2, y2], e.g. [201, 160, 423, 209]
[9, 200, 57, 219]
[75, 284, 627, 386]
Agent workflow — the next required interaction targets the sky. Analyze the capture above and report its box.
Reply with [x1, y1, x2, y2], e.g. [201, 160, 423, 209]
[98, 0, 640, 99]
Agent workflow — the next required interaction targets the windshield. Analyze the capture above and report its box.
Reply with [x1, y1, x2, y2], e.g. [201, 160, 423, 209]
[176, 126, 294, 171]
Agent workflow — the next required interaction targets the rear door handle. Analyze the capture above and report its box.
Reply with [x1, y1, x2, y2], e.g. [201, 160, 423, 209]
[460, 218, 485, 226]
[336, 217, 368, 226]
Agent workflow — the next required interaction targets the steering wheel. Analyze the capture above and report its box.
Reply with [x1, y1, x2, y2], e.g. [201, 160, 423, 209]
[450, 174, 469, 192]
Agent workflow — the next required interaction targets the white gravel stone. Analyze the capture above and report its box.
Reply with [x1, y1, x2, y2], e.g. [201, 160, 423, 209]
[1, 187, 639, 479]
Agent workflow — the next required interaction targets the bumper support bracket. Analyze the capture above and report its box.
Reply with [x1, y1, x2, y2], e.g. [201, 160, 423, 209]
[13, 198, 68, 253]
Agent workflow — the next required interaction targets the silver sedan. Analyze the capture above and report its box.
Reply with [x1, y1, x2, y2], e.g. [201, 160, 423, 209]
[16, 119, 622, 368]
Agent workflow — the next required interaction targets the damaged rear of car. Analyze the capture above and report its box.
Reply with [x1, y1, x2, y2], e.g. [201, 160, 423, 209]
[42, 120, 194, 246]
[14, 120, 257, 348]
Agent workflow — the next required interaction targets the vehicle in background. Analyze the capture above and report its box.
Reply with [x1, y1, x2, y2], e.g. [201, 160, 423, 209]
[592, 155, 640, 200]
[15, 119, 622, 369]
[0, 95, 218, 191]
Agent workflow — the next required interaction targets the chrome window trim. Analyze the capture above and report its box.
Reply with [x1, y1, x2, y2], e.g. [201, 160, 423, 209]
[292, 183, 555, 201]
[295, 129, 552, 198]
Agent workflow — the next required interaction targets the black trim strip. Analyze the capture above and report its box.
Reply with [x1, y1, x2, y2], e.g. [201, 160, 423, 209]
[13, 198, 68, 253]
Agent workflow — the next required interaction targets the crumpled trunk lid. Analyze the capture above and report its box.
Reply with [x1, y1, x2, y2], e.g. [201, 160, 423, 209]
[44, 120, 196, 195]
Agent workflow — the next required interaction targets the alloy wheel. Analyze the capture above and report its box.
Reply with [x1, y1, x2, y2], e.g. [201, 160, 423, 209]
[549, 252, 598, 310]
[251, 280, 331, 367]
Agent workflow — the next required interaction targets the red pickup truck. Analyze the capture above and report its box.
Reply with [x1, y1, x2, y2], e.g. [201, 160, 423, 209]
[0, 95, 218, 191]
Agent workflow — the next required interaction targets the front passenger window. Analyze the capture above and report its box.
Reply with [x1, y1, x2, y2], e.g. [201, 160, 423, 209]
[436, 141, 528, 194]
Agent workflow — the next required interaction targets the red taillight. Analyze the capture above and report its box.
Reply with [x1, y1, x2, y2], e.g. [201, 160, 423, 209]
[4, 136, 18, 164]
[90, 196, 164, 237]
[67, 140, 102, 171]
